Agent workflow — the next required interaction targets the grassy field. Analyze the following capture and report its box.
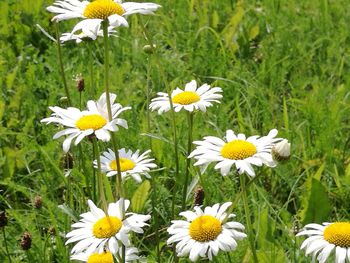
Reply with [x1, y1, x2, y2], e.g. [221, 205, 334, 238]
[1, 0, 350, 262]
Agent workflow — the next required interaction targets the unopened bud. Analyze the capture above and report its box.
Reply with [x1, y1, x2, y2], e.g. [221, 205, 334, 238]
[143, 44, 156, 54]
[20, 232, 32, 250]
[272, 139, 291, 162]
[0, 211, 8, 227]
[48, 226, 56, 236]
[193, 186, 205, 206]
[33, 196, 43, 209]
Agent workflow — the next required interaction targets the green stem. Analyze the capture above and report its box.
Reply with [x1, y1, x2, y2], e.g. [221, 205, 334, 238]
[2, 227, 12, 263]
[92, 138, 107, 212]
[151, 177, 160, 262]
[102, 20, 125, 263]
[146, 52, 153, 149]
[88, 42, 95, 98]
[181, 112, 194, 210]
[55, 23, 71, 106]
[240, 175, 259, 263]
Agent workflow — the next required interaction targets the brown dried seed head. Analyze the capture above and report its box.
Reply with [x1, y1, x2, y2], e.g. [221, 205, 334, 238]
[33, 196, 43, 209]
[193, 186, 205, 206]
[75, 74, 85, 92]
[20, 232, 32, 250]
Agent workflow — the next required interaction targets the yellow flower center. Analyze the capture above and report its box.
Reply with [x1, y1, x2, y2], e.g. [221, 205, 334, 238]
[87, 251, 114, 263]
[221, 140, 257, 160]
[110, 158, 136, 172]
[323, 222, 350, 247]
[172, 91, 200, 105]
[83, 0, 124, 20]
[76, 114, 107, 131]
[189, 215, 222, 242]
[92, 216, 122, 238]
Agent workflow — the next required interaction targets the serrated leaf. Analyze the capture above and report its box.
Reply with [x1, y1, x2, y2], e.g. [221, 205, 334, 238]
[298, 178, 331, 224]
[131, 180, 151, 213]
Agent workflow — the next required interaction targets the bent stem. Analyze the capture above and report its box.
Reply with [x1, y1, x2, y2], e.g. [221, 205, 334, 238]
[92, 138, 108, 213]
[240, 175, 259, 263]
[181, 111, 194, 210]
[2, 227, 12, 263]
[55, 23, 71, 106]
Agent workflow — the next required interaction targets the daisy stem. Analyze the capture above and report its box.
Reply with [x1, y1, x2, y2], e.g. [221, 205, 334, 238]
[55, 23, 71, 106]
[146, 50, 153, 149]
[101, 21, 125, 201]
[88, 42, 95, 98]
[92, 138, 108, 212]
[181, 112, 194, 210]
[240, 175, 259, 263]
[102, 21, 125, 263]
[2, 227, 12, 263]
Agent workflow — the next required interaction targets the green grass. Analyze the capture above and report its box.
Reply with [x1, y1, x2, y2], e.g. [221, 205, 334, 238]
[1, 0, 350, 262]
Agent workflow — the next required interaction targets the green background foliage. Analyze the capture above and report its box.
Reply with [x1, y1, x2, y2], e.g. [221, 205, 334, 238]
[1, 0, 350, 262]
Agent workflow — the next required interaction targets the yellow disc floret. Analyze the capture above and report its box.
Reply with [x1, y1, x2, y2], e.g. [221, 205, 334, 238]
[324, 222, 350, 247]
[83, 0, 124, 19]
[189, 215, 222, 242]
[110, 158, 136, 172]
[92, 216, 122, 238]
[87, 251, 114, 263]
[221, 140, 257, 160]
[172, 91, 200, 105]
[76, 114, 107, 131]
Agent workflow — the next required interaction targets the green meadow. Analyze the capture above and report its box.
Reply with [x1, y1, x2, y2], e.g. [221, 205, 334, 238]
[1, 0, 350, 262]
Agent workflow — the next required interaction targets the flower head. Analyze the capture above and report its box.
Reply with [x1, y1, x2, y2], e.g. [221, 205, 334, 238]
[47, 0, 161, 42]
[71, 246, 139, 262]
[94, 148, 157, 183]
[272, 138, 291, 162]
[41, 92, 130, 152]
[297, 222, 350, 263]
[189, 129, 280, 177]
[66, 199, 150, 255]
[167, 202, 246, 262]
[149, 80, 223, 114]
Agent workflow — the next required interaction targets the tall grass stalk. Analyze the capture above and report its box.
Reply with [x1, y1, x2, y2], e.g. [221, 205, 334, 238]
[240, 175, 259, 263]
[181, 112, 194, 210]
[55, 23, 71, 106]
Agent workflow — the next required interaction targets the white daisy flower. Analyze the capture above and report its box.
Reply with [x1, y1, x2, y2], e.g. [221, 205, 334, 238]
[297, 222, 350, 263]
[47, 0, 161, 40]
[94, 148, 157, 183]
[66, 199, 150, 255]
[188, 129, 280, 177]
[149, 80, 223, 114]
[167, 202, 246, 262]
[60, 26, 116, 43]
[71, 246, 139, 262]
[41, 92, 130, 153]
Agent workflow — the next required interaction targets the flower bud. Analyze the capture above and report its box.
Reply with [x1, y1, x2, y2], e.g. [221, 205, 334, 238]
[143, 44, 156, 54]
[272, 139, 291, 162]
[20, 232, 32, 250]
[0, 211, 8, 227]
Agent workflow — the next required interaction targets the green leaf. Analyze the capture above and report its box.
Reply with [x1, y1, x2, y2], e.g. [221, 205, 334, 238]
[298, 178, 331, 224]
[131, 180, 151, 213]
[249, 24, 259, 41]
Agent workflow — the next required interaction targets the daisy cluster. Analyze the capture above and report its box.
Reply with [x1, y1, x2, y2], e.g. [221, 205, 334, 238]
[40, 0, 348, 262]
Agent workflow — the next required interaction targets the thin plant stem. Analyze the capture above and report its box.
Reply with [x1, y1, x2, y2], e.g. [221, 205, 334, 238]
[146, 52, 153, 149]
[92, 138, 108, 212]
[181, 112, 194, 210]
[55, 23, 71, 106]
[240, 175, 259, 263]
[151, 177, 160, 262]
[88, 42, 95, 98]
[2, 227, 12, 263]
[102, 20, 125, 263]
